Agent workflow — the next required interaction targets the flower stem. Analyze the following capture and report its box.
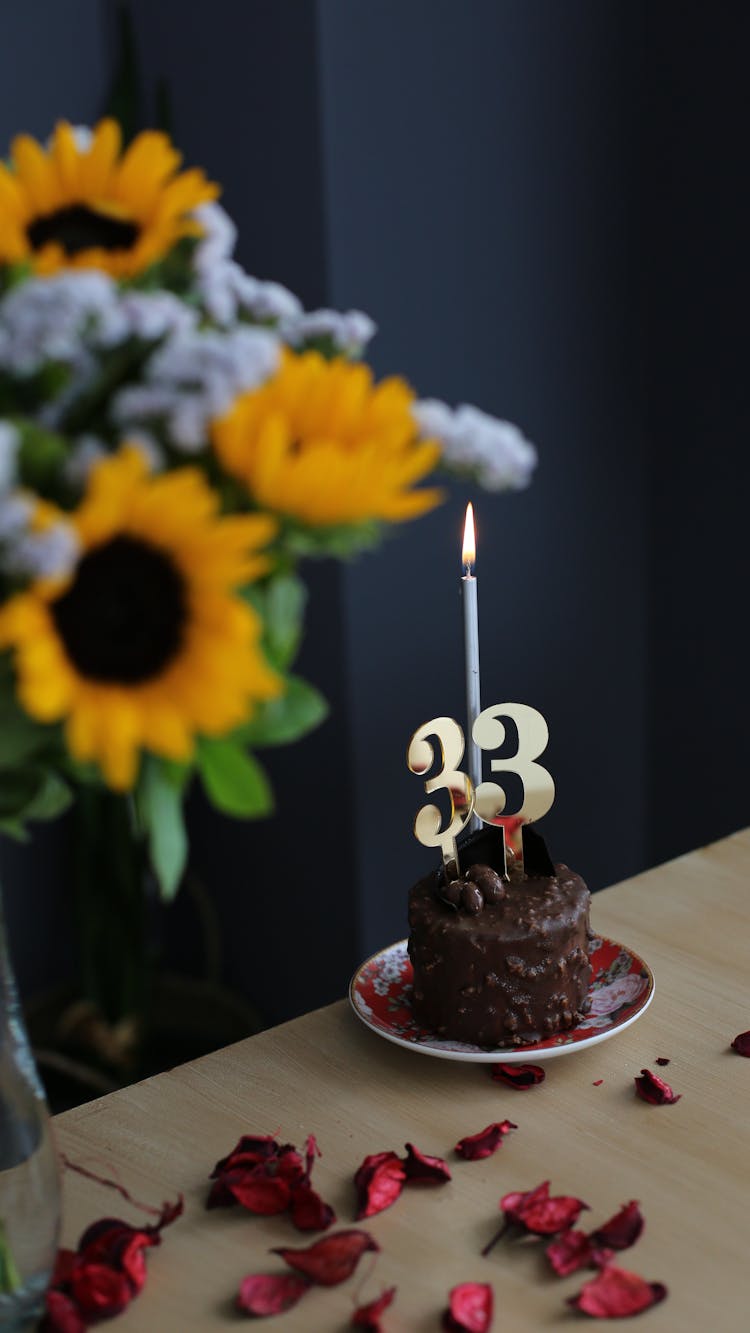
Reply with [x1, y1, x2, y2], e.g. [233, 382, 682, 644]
[481, 1219, 509, 1257]
[0, 1218, 22, 1294]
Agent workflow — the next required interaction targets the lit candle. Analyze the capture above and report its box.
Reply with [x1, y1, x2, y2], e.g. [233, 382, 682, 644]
[461, 503, 482, 827]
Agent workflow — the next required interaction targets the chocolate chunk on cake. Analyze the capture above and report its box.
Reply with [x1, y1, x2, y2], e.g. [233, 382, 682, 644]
[407, 826, 593, 1048]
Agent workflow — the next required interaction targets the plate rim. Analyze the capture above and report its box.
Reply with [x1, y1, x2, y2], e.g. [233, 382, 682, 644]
[348, 936, 655, 1063]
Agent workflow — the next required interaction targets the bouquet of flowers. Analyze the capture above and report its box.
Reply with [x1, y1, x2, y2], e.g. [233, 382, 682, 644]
[0, 120, 535, 1045]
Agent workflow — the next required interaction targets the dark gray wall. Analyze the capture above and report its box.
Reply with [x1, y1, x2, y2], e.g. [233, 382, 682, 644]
[318, 0, 648, 955]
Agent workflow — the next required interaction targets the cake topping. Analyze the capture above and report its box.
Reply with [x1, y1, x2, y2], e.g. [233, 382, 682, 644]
[461, 882, 484, 915]
[467, 864, 506, 903]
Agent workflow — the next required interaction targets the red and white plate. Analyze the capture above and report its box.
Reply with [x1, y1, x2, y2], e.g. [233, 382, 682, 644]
[349, 936, 655, 1063]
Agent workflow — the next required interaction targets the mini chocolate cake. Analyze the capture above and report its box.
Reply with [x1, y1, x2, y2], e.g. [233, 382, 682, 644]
[407, 826, 593, 1047]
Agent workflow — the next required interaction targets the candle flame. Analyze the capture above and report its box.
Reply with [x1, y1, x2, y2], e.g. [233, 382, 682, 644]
[462, 502, 476, 569]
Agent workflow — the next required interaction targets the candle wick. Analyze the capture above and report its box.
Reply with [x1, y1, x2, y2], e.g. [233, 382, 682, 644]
[464, 562, 473, 578]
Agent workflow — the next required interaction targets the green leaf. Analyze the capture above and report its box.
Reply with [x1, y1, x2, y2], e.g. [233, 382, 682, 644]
[23, 770, 72, 822]
[264, 573, 307, 669]
[0, 767, 71, 826]
[238, 676, 328, 748]
[197, 739, 273, 819]
[137, 758, 189, 901]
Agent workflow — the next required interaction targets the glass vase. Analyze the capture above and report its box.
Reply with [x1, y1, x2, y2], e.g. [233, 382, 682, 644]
[0, 884, 60, 1331]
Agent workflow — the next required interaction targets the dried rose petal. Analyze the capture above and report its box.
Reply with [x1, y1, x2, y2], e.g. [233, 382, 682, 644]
[655, 1056, 671, 1066]
[69, 1261, 133, 1319]
[731, 1031, 750, 1057]
[590, 1200, 644, 1251]
[402, 1143, 452, 1185]
[236, 1272, 311, 1316]
[442, 1281, 494, 1331]
[211, 1134, 280, 1177]
[484, 1181, 589, 1254]
[272, 1229, 380, 1286]
[546, 1229, 614, 1277]
[218, 1167, 292, 1214]
[567, 1264, 667, 1317]
[304, 1133, 321, 1179]
[490, 1063, 545, 1089]
[289, 1183, 336, 1232]
[41, 1289, 86, 1333]
[455, 1122, 517, 1161]
[354, 1151, 406, 1219]
[634, 1069, 681, 1105]
[77, 1220, 159, 1294]
[351, 1285, 397, 1329]
[274, 1146, 306, 1184]
[592, 1080, 603, 1087]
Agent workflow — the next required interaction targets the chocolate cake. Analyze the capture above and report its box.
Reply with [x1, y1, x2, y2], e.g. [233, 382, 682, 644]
[407, 826, 593, 1047]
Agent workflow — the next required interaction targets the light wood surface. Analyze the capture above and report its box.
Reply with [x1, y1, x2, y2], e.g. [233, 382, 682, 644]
[54, 831, 750, 1331]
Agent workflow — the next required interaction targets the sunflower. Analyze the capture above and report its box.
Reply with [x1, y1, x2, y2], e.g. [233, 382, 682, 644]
[0, 449, 279, 789]
[0, 120, 218, 278]
[211, 349, 444, 527]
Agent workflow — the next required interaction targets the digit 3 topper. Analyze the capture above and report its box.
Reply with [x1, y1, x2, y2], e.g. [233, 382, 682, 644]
[407, 704, 555, 881]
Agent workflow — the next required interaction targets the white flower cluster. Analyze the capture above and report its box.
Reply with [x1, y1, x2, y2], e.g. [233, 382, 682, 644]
[113, 326, 280, 452]
[191, 203, 376, 354]
[414, 399, 537, 492]
[0, 422, 79, 581]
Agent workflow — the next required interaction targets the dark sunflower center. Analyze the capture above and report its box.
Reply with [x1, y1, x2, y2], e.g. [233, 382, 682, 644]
[27, 204, 140, 256]
[51, 536, 187, 684]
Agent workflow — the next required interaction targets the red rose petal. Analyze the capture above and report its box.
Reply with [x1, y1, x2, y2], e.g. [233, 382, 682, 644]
[634, 1069, 681, 1105]
[546, 1230, 597, 1277]
[490, 1063, 545, 1089]
[69, 1261, 133, 1319]
[567, 1264, 667, 1318]
[402, 1142, 452, 1185]
[590, 1200, 644, 1251]
[304, 1133, 322, 1180]
[236, 1272, 311, 1316]
[354, 1151, 406, 1219]
[592, 1079, 604, 1087]
[50, 1248, 78, 1287]
[289, 1183, 336, 1232]
[655, 1056, 671, 1066]
[442, 1281, 494, 1331]
[41, 1289, 87, 1333]
[455, 1122, 517, 1161]
[731, 1031, 750, 1057]
[351, 1285, 397, 1329]
[272, 1229, 380, 1286]
[225, 1169, 292, 1214]
[505, 1181, 588, 1234]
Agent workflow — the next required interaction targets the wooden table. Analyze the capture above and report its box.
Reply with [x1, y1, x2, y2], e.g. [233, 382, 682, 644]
[54, 831, 750, 1331]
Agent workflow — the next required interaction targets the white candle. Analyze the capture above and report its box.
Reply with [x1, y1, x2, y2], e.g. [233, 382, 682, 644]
[461, 502, 482, 828]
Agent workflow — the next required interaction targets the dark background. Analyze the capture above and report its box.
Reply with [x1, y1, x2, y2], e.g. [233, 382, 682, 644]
[2, 0, 749, 1031]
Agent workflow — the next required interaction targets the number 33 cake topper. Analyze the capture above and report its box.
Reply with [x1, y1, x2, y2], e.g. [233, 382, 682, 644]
[407, 703, 555, 880]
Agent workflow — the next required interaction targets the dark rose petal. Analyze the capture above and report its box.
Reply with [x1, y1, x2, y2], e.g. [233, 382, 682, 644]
[224, 1168, 292, 1214]
[206, 1174, 241, 1209]
[272, 1229, 380, 1286]
[41, 1289, 86, 1333]
[77, 1220, 158, 1292]
[69, 1261, 133, 1319]
[402, 1142, 452, 1185]
[354, 1151, 406, 1219]
[634, 1069, 681, 1105]
[236, 1272, 311, 1316]
[567, 1265, 667, 1317]
[455, 1122, 517, 1161]
[275, 1147, 306, 1185]
[592, 1080, 604, 1087]
[590, 1200, 644, 1251]
[490, 1063, 545, 1089]
[211, 1134, 280, 1177]
[655, 1056, 671, 1066]
[501, 1180, 550, 1226]
[289, 1183, 336, 1232]
[50, 1248, 78, 1287]
[442, 1281, 494, 1331]
[731, 1031, 750, 1057]
[351, 1285, 397, 1329]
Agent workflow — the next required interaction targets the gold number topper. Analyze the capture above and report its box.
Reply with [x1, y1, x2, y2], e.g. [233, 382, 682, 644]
[408, 703, 555, 877]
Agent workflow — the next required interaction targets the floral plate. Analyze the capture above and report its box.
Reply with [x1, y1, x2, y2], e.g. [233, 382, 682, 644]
[349, 937, 654, 1063]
